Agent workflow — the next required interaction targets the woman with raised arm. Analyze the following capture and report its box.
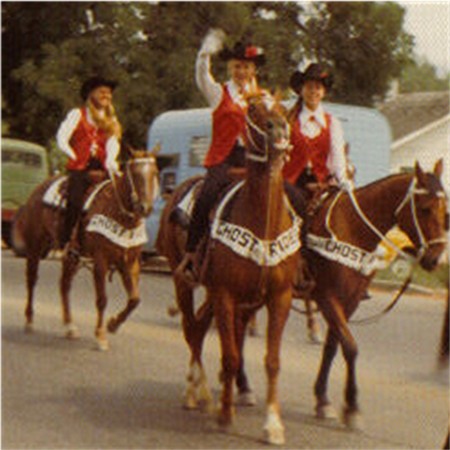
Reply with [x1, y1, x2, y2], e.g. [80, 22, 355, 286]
[176, 29, 266, 283]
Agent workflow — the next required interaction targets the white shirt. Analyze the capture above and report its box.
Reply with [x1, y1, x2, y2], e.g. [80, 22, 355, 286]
[298, 104, 349, 185]
[56, 108, 120, 173]
[195, 51, 250, 109]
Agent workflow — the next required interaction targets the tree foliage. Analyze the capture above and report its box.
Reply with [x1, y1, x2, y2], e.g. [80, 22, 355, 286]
[2, 1, 442, 169]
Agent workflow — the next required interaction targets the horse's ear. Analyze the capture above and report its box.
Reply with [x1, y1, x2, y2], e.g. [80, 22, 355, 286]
[414, 161, 426, 185]
[150, 141, 161, 156]
[434, 158, 444, 178]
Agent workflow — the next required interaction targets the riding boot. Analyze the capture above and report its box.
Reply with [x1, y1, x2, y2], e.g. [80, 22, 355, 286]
[62, 222, 81, 263]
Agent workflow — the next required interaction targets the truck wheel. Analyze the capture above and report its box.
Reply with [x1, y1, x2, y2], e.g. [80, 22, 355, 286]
[10, 206, 27, 257]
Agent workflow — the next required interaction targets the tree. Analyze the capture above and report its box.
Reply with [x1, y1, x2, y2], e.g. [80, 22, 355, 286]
[400, 57, 450, 93]
[2, 1, 416, 169]
[298, 2, 414, 105]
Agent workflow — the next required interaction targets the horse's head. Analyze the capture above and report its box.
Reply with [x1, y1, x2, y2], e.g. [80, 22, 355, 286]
[243, 92, 291, 166]
[123, 148, 160, 218]
[396, 160, 448, 271]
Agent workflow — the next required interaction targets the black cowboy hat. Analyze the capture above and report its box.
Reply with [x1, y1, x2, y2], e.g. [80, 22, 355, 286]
[80, 76, 118, 101]
[289, 63, 333, 93]
[219, 41, 266, 67]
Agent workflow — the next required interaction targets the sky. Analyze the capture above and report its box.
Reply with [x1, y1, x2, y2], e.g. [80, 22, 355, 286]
[399, 1, 450, 75]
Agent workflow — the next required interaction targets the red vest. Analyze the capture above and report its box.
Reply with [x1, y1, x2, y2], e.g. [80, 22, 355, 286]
[204, 85, 247, 168]
[66, 108, 108, 171]
[283, 113, 332, 184]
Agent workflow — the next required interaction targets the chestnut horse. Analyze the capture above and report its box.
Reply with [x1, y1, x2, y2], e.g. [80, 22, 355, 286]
[304, 160, 447, 428]
[158, 93, 298, 444]
[17, 150, 159, 350]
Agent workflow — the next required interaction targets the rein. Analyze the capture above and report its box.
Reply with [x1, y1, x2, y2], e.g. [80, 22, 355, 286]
[110, 170, 137, 220]
[245, 114, 269, 163]
[327, 177, 446, 267]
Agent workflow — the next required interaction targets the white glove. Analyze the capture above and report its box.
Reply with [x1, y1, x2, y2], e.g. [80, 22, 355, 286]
[340, 178, 354, 191]
[105, 160, 122, 178]
[200, 28, 226, 56]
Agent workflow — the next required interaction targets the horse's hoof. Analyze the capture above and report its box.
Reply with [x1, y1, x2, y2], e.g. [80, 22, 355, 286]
[217, 406, 235, 428]
[65, 324, 80, 340]
[236, 390, 257, 407]
[183, 391, 198, 410]
[315, 403, 338, 420]
[107, 318, 118, 334]
[24, 323, 34, 334]
[343, 409, 364, 431]
[96, 339, 109, 351]
[263, 427, 285, 446]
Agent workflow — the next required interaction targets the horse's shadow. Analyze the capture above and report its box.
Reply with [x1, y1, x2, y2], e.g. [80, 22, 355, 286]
[2, 324, 90, 351]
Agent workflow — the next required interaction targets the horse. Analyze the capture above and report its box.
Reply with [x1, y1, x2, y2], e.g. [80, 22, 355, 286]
[303, 159, 448, 428]
[16, 149, 159, 350]
[157, 92, 298, 444]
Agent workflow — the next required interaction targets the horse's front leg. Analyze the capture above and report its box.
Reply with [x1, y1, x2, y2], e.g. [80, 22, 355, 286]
[213, 290, 238, 428]
[235, 310, 257, 407]
[305, 298, 323, 344]
[263, 289, 292, 445]
[59, 251, 80, 339]
[93, 258, 109, 351]
[107, 254, 141, 334]
[314, 328, 339, 420]
[315, 296, 362, 429]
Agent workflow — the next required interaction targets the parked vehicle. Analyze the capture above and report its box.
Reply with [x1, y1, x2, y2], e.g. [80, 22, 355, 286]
[143, 102, 392, 254]
[2, 137, 50, 254]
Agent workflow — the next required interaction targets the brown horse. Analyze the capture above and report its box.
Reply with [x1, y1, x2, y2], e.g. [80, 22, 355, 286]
[16, 150, 159, 350]
[158, 93, 297, 444]
[304, 160, 447, 428]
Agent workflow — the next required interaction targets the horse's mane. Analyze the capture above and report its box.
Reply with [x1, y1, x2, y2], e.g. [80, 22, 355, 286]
[356, 172, 412, 193]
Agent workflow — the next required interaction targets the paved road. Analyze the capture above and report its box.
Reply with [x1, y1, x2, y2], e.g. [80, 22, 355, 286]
[2, 249, 448, 449]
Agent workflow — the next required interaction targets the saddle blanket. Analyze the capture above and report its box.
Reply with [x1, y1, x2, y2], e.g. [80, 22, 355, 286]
[42, 177, 111, 211]
[86, 214, 147, 248]
[177, 179, 203, 218]
[210, 181, 302, 267]
[212, 216, 302, 267]
[306, 233, 387, 276]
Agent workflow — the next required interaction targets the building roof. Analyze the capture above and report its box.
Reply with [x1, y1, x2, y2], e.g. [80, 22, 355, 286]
[378, 91, 449, 141]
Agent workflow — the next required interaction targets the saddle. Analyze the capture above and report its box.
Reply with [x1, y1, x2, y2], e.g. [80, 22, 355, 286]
[42, 171, 109, 210]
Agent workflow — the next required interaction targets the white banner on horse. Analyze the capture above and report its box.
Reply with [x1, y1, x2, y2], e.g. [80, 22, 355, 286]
[307, 234, 387, 276]
[211, 217, 302, 267]
[86, 214, 147, 248]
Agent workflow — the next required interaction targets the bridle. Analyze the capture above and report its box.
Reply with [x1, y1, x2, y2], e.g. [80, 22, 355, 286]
[110, 156, 159, 220]
[338, 175, 447, 264]
[244, 99, 291, 163]
[393, 177, 447, 259]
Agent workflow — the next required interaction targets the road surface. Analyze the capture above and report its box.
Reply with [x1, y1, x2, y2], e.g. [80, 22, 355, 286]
[2, 249, 448, 449]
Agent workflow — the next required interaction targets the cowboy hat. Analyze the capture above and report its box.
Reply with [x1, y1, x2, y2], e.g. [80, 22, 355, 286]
[80, 76, 118, 101]
[219, 41, 266, 67]
[290, 63, 333, 93]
